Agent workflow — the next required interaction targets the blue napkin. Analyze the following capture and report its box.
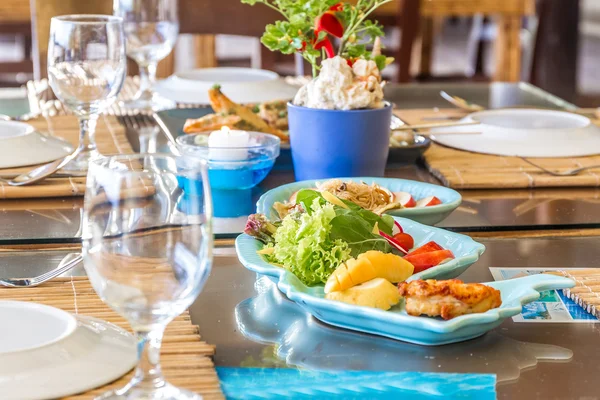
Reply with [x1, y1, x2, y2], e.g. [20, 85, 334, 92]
[216, 368, 496, 400]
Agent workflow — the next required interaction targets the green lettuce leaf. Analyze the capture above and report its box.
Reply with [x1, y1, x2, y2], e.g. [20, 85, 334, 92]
[292, 189, 394, 257]
[269, 199, 351, 286]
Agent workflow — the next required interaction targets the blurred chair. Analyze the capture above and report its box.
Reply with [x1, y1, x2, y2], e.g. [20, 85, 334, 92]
[416, 0, 536, 82]
[171, 0, 283, 76]
[0, 0, 33, 86]
[30, 0, 285, 80]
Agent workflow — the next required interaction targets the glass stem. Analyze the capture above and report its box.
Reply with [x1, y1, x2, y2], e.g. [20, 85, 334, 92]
[133, 327, 166, 390]
[78, 115, 98, 154]
[137, 63, 158, 102]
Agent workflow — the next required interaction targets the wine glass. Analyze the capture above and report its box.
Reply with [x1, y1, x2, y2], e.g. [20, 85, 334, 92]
[48, 15, 127, 173]
[114, 0, 179, 111]
[82, 154, 213, 400]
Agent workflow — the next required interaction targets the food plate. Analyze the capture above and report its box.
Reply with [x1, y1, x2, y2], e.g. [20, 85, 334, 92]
[0, 121, 73, 169]
[153, 67, 299, 104]
[0, 301, 136, 399]
[432, 109, 600, 158]
[235, 237, 573, 345]
[256, 177, 462, 225]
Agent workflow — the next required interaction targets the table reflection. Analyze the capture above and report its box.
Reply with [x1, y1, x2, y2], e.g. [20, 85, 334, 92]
[235, 277, 573, 384]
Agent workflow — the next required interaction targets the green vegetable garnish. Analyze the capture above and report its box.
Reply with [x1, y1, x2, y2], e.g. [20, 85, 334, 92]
[293, 189, 394, 257]
[267, 199, 351, 286]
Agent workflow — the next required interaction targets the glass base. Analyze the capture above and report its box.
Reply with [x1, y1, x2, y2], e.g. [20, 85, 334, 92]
[60, 148, 100, 174]
[96, 382, 202, 400]
[120, 94, 176, 112]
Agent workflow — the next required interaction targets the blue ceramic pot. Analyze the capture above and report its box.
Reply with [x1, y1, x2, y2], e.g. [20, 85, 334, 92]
[287, 103, 392, 180]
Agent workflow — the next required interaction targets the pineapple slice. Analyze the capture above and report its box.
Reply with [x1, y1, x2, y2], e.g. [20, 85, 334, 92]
[359, 251, 414, 283]
[325, 278, 401, 311]
[325, 250, 414, 293]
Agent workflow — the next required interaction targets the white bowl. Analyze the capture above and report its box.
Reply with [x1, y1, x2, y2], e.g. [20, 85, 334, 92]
[0, 120, 73, 168]
[431, 109, 600, 158]
[154, 67, 299, 104]
[0, 301, 136, 400]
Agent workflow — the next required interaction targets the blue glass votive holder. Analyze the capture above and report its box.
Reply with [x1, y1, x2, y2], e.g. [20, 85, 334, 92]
[176, 131, 280, 218]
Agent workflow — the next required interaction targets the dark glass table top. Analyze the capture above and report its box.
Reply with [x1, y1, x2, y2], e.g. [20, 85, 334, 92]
[3, 236, 598, 400]
[4, 166, 600, 243]
[1, 83, 598, 399]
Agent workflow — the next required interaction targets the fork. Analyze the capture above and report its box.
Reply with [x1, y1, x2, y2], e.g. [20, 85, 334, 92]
[118, 114, 160, 153]
[0, 253, 83, 288]
[520, 157, 600, 177]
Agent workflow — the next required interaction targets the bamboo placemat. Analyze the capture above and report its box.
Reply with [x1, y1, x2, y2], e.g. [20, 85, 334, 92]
[0, 276, 224, 399]
[0, 115, 132, 199]
[395, 108, 600, 189]
[548, 269, 600, 320]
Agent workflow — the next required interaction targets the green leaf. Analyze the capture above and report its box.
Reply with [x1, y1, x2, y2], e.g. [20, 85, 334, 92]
[289, 13, 307, 25]
[329, 214, 391, 257]
[345, 44, 367, 58]
[295, 189, 325, 213]
[362, 20, 385, 38]
[374, 54, 387, 70]
[335, 200, 393, 235]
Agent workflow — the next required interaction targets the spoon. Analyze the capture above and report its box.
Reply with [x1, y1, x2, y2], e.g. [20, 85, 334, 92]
[0, 146, 83, 186]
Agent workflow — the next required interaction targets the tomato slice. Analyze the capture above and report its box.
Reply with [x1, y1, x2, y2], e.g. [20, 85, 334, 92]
[392, 233, 414, 251]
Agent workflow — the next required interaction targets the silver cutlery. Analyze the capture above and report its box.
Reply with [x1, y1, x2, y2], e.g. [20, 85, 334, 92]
[0, 146, 83, 186]
[441, 90, 599, 119]
[520, 157, 600, 177]
[440, 90, 485, 112]
[0, 253, 83, 287]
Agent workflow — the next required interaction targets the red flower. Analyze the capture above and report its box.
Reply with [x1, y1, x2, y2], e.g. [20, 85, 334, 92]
[329, 3, 344, 12]
[314, 37, 335, 58]
[315, 11, 344, 38]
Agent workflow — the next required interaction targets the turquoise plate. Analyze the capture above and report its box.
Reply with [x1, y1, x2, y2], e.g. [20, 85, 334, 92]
[236, 226, 573, 345]
[256, 177, 461, 225]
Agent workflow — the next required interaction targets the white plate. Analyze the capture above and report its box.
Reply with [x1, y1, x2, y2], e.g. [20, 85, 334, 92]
[0, 301, 136, 400]
[154, 67, 299, 104]
[0, 121, 73, 169]
[431, 109, 600, 158]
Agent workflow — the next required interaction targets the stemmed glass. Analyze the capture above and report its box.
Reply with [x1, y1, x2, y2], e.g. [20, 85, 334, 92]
[82, 154, 213, 400]
[47, 15, 127, 172]
[114, 0, 179, 111]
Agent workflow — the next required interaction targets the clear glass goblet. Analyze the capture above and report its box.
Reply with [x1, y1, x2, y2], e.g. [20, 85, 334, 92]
[82, 154, 213, 400]
[114, 0, 179, 111]
[47, 15, 127, 173]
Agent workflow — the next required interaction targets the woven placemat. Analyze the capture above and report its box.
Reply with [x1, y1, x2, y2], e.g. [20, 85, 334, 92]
[0, 115, 132, 199]
[396, 108, 600, 189]
[551, 269, 600, 320]
[0, 276, 224, 399]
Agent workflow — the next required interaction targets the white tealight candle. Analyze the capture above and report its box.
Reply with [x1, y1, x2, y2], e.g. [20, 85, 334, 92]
[207, 126, 250, 161]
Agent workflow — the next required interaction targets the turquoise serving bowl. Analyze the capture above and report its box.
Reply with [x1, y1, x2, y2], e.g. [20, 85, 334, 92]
[256, 177, 461, 225]
[236, 221, 574, 345]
